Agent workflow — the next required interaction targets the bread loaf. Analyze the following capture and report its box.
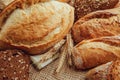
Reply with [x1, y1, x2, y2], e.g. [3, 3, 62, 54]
[0, 1, 74, 55]
[0, 49, 30, 80]
[72, 36, 120, 70]
[72, 7, 120, 43]
[74, 0, 119, 21]
[86, 60, 120, 80]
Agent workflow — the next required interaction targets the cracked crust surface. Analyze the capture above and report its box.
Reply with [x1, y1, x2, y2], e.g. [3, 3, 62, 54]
[0, 1, 74, 55]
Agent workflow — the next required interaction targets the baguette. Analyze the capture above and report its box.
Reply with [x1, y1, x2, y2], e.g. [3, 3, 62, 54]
[86, 60, 120, 80]
[72, 7, 120, 43]
[72, 36, 120, 70]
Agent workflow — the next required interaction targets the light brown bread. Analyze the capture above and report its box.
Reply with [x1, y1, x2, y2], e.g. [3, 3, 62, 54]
[0, 1, 74, 55]
[86, 60, 120, 80]
[72, 7, 120, 43]
[74, 0, 119, 21]
[72, 36, 120, 70]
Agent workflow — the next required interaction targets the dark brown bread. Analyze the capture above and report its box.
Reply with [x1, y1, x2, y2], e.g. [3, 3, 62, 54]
[86, 60, 120, 80]
[0, 50, 30, 80]
[74, 0, 119, 21]
[72, 7, 120, 43]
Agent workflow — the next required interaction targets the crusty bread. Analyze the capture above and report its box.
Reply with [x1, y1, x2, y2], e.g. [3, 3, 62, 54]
[86, 60, 120, 80]
[74, 0, 119, 21]
[72, 7, 120, 43]
[0, 1, 74, 55]
[72, 36, 120, 70]
[86, 61, 113, 80]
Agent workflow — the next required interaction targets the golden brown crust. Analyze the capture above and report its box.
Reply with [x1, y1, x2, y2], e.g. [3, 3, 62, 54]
[91, 36, 120, 47]
[0, 1, 74, 55]
[74, 0, 119, 21]
[86, 61, 113, 80]
[72, 7, 120, 43]
[72, 36, 120, 70]
[0, 0, 50, 27]
[86, 60, 120, 80]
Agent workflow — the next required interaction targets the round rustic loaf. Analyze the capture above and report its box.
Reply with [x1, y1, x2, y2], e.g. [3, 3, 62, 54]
[0, 1, 74, 55]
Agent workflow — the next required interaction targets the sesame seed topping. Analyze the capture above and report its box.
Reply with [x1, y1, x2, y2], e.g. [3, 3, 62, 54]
[8, 58, 11, 61]
[14, 77, 18, 80]
[19, 71, 22, 73]
[14, 72, 16, 74]
[24, 75, 26, 78]
[16, 55, 19, 57]
[0, 68, 4, 71]
[10, 64, 13, 67]
[3, 75, 6, 77]
[22, 66, 25, 70]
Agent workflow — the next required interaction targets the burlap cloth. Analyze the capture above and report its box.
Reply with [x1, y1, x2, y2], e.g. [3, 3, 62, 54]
[29, 59, 87, 80]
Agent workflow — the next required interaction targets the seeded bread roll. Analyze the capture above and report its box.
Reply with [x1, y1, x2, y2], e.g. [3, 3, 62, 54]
[74, 0, 119, 21]
[0, 1, 74, 55]
[0, 50, 30, 80]
[86, 60, 120, 80]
